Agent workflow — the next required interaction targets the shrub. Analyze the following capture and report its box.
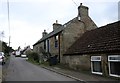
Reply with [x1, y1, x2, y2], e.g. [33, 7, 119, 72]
[27, 52, 39, 63]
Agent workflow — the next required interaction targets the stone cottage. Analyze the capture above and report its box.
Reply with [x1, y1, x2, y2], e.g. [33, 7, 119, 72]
[63, 21, 120, 78]
[22, 45, 33, 55]
[33, 3, 97, 63]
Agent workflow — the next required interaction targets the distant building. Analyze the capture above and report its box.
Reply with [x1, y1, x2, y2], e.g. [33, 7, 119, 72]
[33, 3, 97, 63]
[23, 45, 33, 55]
[15, 46, 22, 56]
[64, 21, 120, 78]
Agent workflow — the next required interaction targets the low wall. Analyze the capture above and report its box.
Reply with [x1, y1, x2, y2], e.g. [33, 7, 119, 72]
[62, 55, 91, 71]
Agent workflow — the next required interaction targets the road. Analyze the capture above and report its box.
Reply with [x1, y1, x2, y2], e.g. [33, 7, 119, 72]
[4, 55, 76, 81]
[0, 64, 2, 82]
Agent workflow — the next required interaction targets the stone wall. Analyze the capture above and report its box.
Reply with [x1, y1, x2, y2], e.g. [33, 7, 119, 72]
[81, 16, 97, 31]
[63, 53, 120, 78]
[63, 54, 110, 75]
[62, 18, 85, 54]
[63, 55, 91, 71]
[33, 42, 44, 53]
[49, 36, 58, 56]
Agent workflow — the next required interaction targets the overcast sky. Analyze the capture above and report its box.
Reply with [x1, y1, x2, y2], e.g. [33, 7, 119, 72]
[0, 0, 119, 50]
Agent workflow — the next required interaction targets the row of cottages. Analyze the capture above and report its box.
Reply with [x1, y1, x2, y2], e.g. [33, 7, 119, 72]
[33, 3, 97, 63]
[33, 3, 120, 78]
[63, 21, 120, 78]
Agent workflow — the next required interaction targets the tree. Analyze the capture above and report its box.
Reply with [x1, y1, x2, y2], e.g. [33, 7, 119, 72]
[1, 41, 14, 54]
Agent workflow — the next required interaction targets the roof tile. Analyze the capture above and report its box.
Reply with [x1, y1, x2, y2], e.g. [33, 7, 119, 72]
[64, 21, 120, 55]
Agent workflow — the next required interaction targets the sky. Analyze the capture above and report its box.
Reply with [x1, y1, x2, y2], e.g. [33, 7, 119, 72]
[0, 0, 120, 50]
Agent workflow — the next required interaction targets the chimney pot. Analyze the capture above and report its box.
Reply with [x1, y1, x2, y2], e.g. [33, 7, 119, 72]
[56, 20, 58, 24]
[53, 20, 62, 30]
[78, 3, 89, 17]
[42, 30, 47, 37]
[80, 3, 82, 6]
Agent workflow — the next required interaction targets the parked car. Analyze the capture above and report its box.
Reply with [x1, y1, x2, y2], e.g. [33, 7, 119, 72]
[12, 51, 16, 55]
[0, 52, 6, 65]
[15, 51, 21, 57]
[21, 54, 27, 58]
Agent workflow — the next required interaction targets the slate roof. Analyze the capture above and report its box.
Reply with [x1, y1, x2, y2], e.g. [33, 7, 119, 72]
[33, 17, 77, 46]
[64, 21, 120, 55]
[33, 26, 64, 46]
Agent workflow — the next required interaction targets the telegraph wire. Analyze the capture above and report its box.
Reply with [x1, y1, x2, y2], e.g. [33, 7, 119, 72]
[71, 0, 78, 7]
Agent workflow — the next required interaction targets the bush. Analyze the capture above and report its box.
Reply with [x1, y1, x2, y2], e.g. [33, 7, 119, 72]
[27, 52, 39, 63]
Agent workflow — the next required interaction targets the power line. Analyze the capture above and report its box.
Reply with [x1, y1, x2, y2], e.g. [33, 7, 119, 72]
[71, 0, 78, 7]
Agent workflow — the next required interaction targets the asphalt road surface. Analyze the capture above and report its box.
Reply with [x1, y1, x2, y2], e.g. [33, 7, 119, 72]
[0, 64, 2, 82]
[4, 55, 76, 81]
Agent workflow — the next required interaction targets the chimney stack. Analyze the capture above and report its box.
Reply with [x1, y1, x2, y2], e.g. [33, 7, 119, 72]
[53, 20, 62, 30]
[78, 3, 89, 18]
[42, 30, 47, 37]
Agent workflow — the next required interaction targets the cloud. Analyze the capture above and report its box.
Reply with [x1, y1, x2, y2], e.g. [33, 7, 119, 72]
[2, 0, 73, 3]
[0, 14, 5, 18]
[78, 0, 119, 3]
[2, 0, 119, 3]
[118, 1, 120, 20]
[9, 19, 43, 49]
[85, 2, 118, 27]
[1, 0, 119, 49]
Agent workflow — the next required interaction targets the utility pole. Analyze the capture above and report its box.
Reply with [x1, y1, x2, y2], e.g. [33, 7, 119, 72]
[7, 0, 11, 47]
[0, 31, 4, 51]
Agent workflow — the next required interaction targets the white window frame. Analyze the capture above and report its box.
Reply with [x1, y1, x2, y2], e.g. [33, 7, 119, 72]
[108, 55, 120, 77]
[91, 56, 102, 75]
